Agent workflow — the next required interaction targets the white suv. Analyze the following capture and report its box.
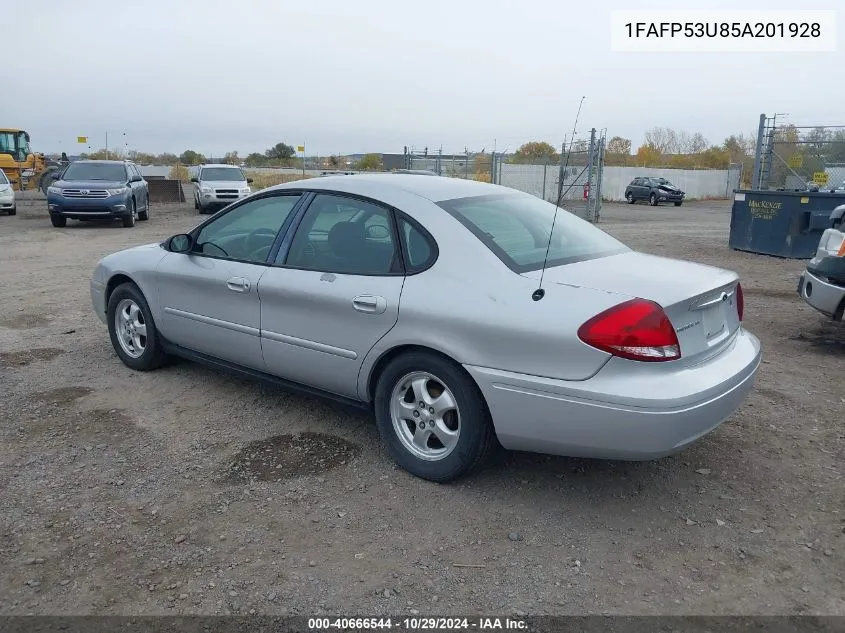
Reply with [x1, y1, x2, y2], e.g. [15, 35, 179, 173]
[191, 164, 252, 214]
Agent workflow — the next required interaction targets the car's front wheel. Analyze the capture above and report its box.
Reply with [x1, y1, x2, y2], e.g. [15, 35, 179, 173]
[106, 282, 167, 371]
[122, 199, 136, 227]
[674, 201, 683, 207]
[374, 351, 497, 482]
[8, 205, 16, 216]
[649, 192, 658, 206]
[626, 191, 635, 204]
[50, 214, 66, 227]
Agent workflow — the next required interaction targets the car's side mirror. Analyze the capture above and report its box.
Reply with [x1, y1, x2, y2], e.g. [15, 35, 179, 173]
[168, 234, 193, 253]
[247, 178, 253, 184]
[190, 177, 198, 183]
[130, 175, 143, 182]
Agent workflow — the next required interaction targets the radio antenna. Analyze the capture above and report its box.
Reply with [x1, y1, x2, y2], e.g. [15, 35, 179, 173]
[532, 95, 585, 301]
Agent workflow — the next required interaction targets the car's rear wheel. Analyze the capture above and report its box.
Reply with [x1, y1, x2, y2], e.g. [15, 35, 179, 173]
[106, 282, 167, 371]
[122, 199, 136, 227]
[374, 351, 497, 482]
[649, 192, 658, 206]
[50, 214, 66, 227]
[626, 191, 635, 204]
[138, 195, 150, 220]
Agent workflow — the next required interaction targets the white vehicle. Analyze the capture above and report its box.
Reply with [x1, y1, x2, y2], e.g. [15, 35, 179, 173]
[798, 204, 845, 321]
[190, 164, 253, 214]
[0, 169, 15, 215]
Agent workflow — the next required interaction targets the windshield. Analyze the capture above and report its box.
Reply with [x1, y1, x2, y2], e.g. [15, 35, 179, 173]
[0, 170, 8, 184]
[0, 131, 29, 160]
[438, 193, 629, 273]
[62, 162, 128, 182]
[201, 167, 244, 181]
[655, 178, 672, 185]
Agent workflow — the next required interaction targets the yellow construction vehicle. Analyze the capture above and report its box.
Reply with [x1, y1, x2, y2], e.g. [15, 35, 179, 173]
[0, 128, 62, 193]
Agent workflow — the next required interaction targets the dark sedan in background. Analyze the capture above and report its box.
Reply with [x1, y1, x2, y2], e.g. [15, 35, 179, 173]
[625, 176, 685, 206]
[46, 160, 150, 228]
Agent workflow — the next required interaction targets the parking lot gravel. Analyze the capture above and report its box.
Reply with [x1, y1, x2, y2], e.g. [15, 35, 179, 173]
[1, 191, 842, 616]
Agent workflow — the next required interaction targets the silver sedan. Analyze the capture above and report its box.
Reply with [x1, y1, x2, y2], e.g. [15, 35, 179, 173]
[90, 175, 762, 482]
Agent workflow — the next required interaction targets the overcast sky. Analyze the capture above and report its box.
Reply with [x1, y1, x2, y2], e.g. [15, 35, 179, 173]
[3, 0, 842, 156]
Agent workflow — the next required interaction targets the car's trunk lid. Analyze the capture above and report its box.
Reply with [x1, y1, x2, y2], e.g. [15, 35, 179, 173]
[529, 251, 741, 360]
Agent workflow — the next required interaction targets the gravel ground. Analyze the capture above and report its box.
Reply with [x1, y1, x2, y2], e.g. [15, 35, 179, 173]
[0, 192, 843, 616]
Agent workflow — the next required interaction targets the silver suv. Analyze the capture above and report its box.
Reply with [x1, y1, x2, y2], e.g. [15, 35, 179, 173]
[191, 164, 252, 214]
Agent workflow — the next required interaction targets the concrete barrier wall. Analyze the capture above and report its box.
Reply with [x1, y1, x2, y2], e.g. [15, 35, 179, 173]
[500, 164, 741, 202]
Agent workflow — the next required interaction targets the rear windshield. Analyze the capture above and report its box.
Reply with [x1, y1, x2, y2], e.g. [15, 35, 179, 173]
[62, 162, 127, 182]
[201, 167, 244, 181]
[437, 193, 628, 273]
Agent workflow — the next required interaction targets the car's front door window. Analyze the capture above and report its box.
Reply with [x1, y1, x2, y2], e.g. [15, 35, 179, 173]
[193, 194, 302, 263]
[282, 194, 399, 275]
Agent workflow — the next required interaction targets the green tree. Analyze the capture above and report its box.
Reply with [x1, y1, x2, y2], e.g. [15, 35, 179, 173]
[179, 150, 206, 165]
[328, 155, 339, 168]
[265, 142, 295, 161]
[512, 141, 559, 164]
[244, 152, 268, 167]
[356, 153, 384, 171]
[155, 152, 179, 165]
[605, 136, 631, 165]
[222, 151, 240, 165]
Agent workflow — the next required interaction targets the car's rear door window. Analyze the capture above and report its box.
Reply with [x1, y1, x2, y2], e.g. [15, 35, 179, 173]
[438, 192, 628, 273]
[282, 194, 400, 275]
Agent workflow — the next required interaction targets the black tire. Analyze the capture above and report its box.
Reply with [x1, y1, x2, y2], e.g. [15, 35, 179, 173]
[138, 194, 150, 220]
[106, 282, 167, 371]
[674, 201, 683, 207]
[625, 191, 635, 204]
[193, 194, 199, 210]
[122, 199, 136, 227]
[649, 192, 658, 206]
[8, 205, 16, 216]
[374, 351, 497, 483]
[50, 214, 67, 227]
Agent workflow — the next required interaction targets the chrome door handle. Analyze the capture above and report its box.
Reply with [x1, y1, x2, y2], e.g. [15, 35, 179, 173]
[226, 277, 250, 292]
[352, 295, 387, 314]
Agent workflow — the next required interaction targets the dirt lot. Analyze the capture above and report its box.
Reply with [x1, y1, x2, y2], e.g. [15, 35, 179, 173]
[0, 192, 842, 616]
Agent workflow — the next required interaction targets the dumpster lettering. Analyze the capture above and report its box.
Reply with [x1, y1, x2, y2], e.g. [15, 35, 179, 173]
[748, 199, 781, 220]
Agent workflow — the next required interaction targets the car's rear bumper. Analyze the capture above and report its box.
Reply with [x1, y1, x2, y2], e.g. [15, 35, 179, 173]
[464, 328, 761, 460]
[798, 270, 845, 319]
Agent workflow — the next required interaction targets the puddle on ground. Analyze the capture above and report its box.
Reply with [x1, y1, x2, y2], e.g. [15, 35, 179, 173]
[0, 313, 52, 329]
[30, 386, 94, 406]
[224, 432, 361, 482]
[0, 347, 64, 368]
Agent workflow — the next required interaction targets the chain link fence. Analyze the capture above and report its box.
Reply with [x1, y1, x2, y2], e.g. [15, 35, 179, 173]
[498, 129, 606, 222]
[751, 115, 845, 191]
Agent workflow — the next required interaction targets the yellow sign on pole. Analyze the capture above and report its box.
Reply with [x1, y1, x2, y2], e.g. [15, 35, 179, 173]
[812, 172, 829, 185]
[77, 136, 88, 143]
[297, 145, 305, 153]
[788, 153, 803, 169]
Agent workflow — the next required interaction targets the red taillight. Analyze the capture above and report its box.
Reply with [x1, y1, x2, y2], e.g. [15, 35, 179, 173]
[577, 299, 681, 362]
[735, 282, 744, 322]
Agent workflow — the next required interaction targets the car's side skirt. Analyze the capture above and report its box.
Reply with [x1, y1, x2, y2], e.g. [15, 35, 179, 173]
[160, 338, 371, 411]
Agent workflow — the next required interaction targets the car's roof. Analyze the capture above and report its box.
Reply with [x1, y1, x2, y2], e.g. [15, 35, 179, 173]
[201, 163, 241, 168]
[272, 173, 516, 203]
[75, 160, 130, 165]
